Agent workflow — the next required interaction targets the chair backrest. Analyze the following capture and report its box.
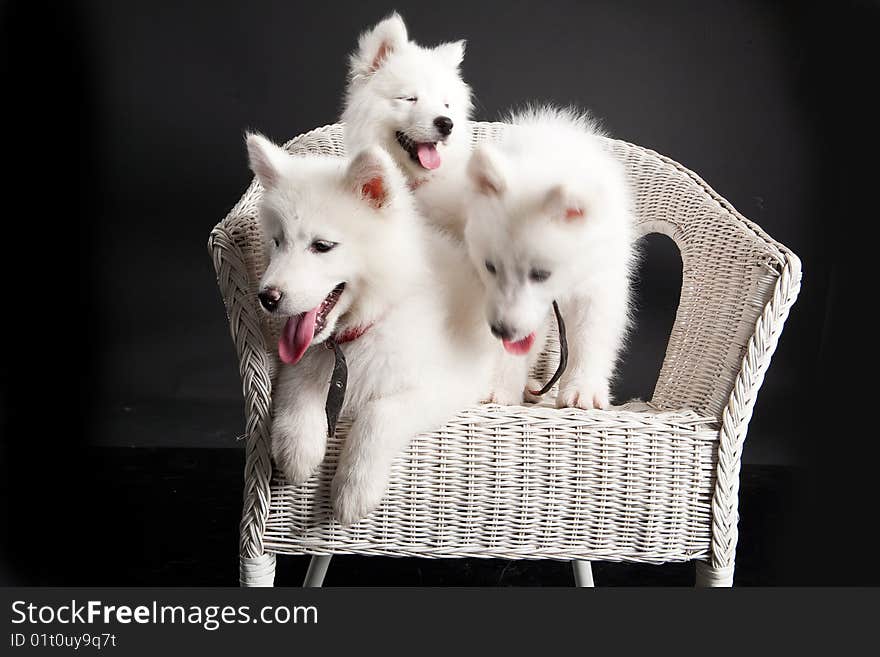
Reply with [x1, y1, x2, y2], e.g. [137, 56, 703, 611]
[214, 121, 801, 420]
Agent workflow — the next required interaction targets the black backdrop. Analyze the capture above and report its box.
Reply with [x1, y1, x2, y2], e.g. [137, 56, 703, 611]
[2, 0, 877, 584]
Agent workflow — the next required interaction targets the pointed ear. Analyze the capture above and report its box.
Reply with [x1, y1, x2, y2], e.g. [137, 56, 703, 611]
[544, 185, 588, 222]
[246, 132, 289, 190]
[435, 40, 466, 68]
[350, 12, 408, 78]
[467, 145, 506, 196]
[345, 147, 402, 210]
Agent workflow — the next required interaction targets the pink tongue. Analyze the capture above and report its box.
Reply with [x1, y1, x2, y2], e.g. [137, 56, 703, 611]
[278, 307, 319, 365]
[416, 143, 441, 170]
[502, 332, 536, 356]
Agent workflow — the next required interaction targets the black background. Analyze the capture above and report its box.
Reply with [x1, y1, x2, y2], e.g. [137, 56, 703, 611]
[1, 0, 876, 585]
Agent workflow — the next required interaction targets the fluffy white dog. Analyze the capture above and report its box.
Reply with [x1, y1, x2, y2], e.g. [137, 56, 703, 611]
[463, 107, 636, 410]
[247, 134, 499, 524]
[342, 12, 473, 238]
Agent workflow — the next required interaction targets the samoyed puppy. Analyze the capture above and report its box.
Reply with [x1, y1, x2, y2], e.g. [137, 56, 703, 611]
[341, 12, 473, 238]
[340, 13, 536, 403]
[246, 134, 499, 524]
[463, 106, 636, 410]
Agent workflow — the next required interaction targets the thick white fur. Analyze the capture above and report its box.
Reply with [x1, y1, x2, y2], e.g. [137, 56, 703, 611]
[247, 134, 500, 524]
[463, 107, 636, 410]
[342, 12, 473, 238]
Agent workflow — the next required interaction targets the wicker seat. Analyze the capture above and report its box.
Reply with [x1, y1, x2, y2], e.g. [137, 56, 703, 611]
[209, 122, 801, 587]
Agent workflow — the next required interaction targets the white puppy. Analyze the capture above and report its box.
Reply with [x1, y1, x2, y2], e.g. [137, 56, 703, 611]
[247, 135, 497, 524]
[342, 12, 473, 238]
[463, 107, 636, 410]
[341, 13, 536, 404]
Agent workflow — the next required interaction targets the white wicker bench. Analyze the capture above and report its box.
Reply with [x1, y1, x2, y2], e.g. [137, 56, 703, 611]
[209, 122, 801, 587]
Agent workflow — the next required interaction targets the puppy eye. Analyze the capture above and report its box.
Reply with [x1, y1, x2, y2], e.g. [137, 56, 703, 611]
[396, 96, 418, 102]
[485, 261, 496, 275]
[272, 237, 280, 248]
[310, 239, 337, 254]
[444, 103, 450, 108]
[529, 269, 551, 283]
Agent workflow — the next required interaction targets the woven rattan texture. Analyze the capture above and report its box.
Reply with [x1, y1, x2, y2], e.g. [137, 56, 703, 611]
[263, 402, 718, 562]
[210, 122, 801, 569]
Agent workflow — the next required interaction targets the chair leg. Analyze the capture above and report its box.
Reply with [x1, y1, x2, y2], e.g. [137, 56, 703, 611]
[303, 555, 332, 587]
[572, 560, 595, 587]
[695, 561, 734, 587]
[240, 553, 276, 587]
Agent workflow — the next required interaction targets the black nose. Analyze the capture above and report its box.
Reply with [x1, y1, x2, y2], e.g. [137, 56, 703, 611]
[490, 322, 513, 341]
[434, 116, 453, 136]
[258, 287, 282, 312]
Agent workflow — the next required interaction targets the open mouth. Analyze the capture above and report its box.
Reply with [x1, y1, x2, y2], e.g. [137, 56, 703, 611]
[395, 131, 442, 170]
[278, 283, 345, 365]
[501, 332, 536, 356]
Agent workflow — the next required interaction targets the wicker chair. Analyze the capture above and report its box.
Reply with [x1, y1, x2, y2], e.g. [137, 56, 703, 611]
[209, 122, 801, 587]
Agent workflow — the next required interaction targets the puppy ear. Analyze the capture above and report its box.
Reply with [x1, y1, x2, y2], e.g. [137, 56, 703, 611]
[345, 147, 402, 210]
[246, 132, 289, 190]
[435, 40, 466, 68]
[544, 185, 588, 222]
[468, 145, 506, 196]
[350, 12, 408, 77]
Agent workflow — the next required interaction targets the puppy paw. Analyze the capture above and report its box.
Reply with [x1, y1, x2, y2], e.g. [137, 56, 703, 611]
[481, 385, 524, 406]
[271, 413, 327, 485]
[523, 378, 545, 404]
[331, 465, 389, 526]
[556, 378, 611, 410]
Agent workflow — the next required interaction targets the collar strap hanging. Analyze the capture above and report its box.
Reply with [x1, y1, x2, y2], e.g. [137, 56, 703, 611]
[322, 322, 374, 438]
[324, 338, 347, 438]
[529, 300, 568, 397]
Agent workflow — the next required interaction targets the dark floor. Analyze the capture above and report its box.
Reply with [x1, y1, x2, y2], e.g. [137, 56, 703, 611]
[2, 447, 803, 586]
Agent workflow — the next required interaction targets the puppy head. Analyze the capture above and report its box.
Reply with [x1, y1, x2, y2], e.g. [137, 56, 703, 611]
[246, 133, 411, 363]
[463, 144, 596, 355]
[343, 13, 472, 178]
